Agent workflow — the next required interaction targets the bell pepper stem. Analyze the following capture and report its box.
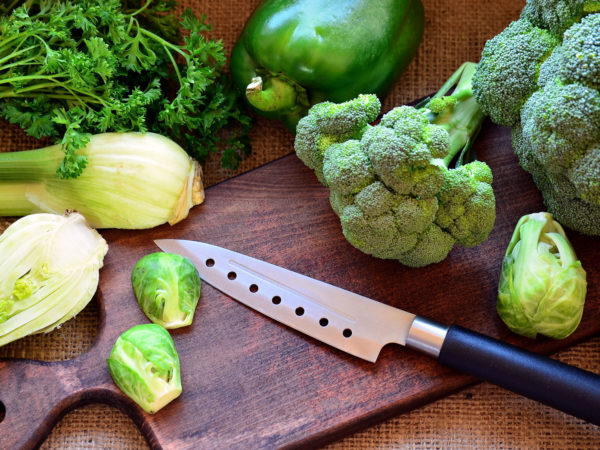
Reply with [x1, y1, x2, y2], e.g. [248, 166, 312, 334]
[245, 76, 299, 113]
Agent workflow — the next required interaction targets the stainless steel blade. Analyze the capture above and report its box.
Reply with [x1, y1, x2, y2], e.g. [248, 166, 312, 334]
[154, 239, 416, 362]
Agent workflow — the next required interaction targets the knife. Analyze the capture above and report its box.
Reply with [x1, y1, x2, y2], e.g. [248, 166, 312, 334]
[154, 239, 600, 425]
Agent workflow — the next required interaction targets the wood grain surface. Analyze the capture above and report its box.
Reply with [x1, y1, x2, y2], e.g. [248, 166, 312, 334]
[1, 120, 599, 449]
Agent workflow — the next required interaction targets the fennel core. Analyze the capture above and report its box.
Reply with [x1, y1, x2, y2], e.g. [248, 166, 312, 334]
[0, 133, 205, 229]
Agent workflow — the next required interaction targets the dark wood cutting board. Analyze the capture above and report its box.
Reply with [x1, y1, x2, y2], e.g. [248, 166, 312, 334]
[1, 121, 599, 449]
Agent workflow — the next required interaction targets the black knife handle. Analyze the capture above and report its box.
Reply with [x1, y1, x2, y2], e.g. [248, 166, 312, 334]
[438, 325, 600, 426]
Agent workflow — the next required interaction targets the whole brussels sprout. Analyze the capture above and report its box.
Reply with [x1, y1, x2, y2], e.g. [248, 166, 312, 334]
[497, 212, 587, 339]
[132, 252, 201, 329]
[107, 324, 182, 414]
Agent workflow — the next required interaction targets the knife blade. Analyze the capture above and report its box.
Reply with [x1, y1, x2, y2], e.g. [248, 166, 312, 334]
[155, 239, 600, 425]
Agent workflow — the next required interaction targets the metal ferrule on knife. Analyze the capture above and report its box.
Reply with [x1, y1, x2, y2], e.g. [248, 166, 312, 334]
[406, 317, 449, 358]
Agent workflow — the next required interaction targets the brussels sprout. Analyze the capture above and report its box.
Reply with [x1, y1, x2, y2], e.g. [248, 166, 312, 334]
[107, 324, 182, 414]
[131, 252, 201, 329]
[497, 212, 587, 339]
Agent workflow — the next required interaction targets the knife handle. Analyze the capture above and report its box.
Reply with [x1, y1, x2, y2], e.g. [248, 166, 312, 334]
[437, 325, 600, 426]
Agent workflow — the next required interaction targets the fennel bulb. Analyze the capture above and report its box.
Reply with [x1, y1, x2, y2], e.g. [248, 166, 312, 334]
[0, 212, 108, 346]
[0, 132, 205, 229]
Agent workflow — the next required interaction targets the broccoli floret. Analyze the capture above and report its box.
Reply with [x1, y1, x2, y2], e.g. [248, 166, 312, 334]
[569, 145, 600, 204]
[394, 196, 439, 234]
[528, 164, 600, 235]
[294, 63, 496, 267]
[360, 116, 446, 197]
[436, 161, 496, 247]
[539, 14, 600, 89]
[520, 0, 599, 34]
[557, 14, 600, 89]
[537, 44, 565, 88]
[472, 19, 559, 127]
[521, 82, 600, 173]
[322, 140, 375, 195]
[295, 94, 380, 183]
[353, 181, 397, 216]
[339, 204, 419, 260]
[396, 224, 456, 268]
[330, 190, 355, 216]
[474, 5, 600, 236]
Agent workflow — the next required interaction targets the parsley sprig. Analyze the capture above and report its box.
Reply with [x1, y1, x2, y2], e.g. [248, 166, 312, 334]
[0, 0, 252, 178]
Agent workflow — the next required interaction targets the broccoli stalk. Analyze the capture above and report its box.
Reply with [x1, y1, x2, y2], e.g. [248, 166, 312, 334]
[420, 61, 485, 167]
[294, 63, 495, 268]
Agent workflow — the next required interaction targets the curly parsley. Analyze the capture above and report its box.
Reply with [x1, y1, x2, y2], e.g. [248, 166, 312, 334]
[0, 0, 252, 178]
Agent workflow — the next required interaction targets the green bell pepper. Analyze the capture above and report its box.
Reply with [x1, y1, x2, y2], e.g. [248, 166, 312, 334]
[230, 0, 425, 130]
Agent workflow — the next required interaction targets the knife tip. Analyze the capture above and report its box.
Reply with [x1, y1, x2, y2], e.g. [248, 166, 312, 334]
[153, 238, 173, 251]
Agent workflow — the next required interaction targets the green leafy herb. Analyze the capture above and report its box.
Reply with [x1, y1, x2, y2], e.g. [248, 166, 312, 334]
[0, 0, 252, 178]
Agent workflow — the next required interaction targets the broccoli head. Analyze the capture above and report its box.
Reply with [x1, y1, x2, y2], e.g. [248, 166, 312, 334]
[474, 3, 600, 236]
[294, 63, 496, 267]
[472, 19, 559, 127]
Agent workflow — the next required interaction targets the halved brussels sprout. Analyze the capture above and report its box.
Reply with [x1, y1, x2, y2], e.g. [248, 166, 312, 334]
[107, 324, 182, 414]
[497, 212, 587, 339]
[131, 252, 201, 329]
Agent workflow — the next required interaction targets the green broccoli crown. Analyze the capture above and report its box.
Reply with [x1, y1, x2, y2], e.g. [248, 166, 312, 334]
[303, 114, 493, 266]
[472, 19, 560, 127]
[295, 64, 495, 267]
[329, 123, 495, 267]
[513, 104, 600, 236]
[294, 94, 381, 183]
[474, 4, 600, 236]
[321, 109, 455, 267]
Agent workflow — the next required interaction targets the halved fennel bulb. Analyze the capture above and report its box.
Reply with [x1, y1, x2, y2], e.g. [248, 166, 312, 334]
[0, 212, 108, 346]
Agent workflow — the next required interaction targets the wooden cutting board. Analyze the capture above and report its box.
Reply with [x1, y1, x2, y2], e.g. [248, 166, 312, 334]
[1, 121, 599, 449]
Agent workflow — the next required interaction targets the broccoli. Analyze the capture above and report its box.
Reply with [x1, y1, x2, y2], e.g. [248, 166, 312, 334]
[295, 94, 380, 184]
[520, 0, 596, 34]
[295, 62, 495, 267]
[472, 19, 560, 127]
[473, 2, 600, 235]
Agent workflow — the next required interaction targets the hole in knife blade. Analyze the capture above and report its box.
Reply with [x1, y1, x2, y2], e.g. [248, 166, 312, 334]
[205, 258, 215, 267]
[343, 329, 352, 338]
[295, 307, 304, 316]
[319, 318, 329, 327]
[249, 284, 259, 293]
[227, 271, 237, 280]
[272, 296, 281, 305]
